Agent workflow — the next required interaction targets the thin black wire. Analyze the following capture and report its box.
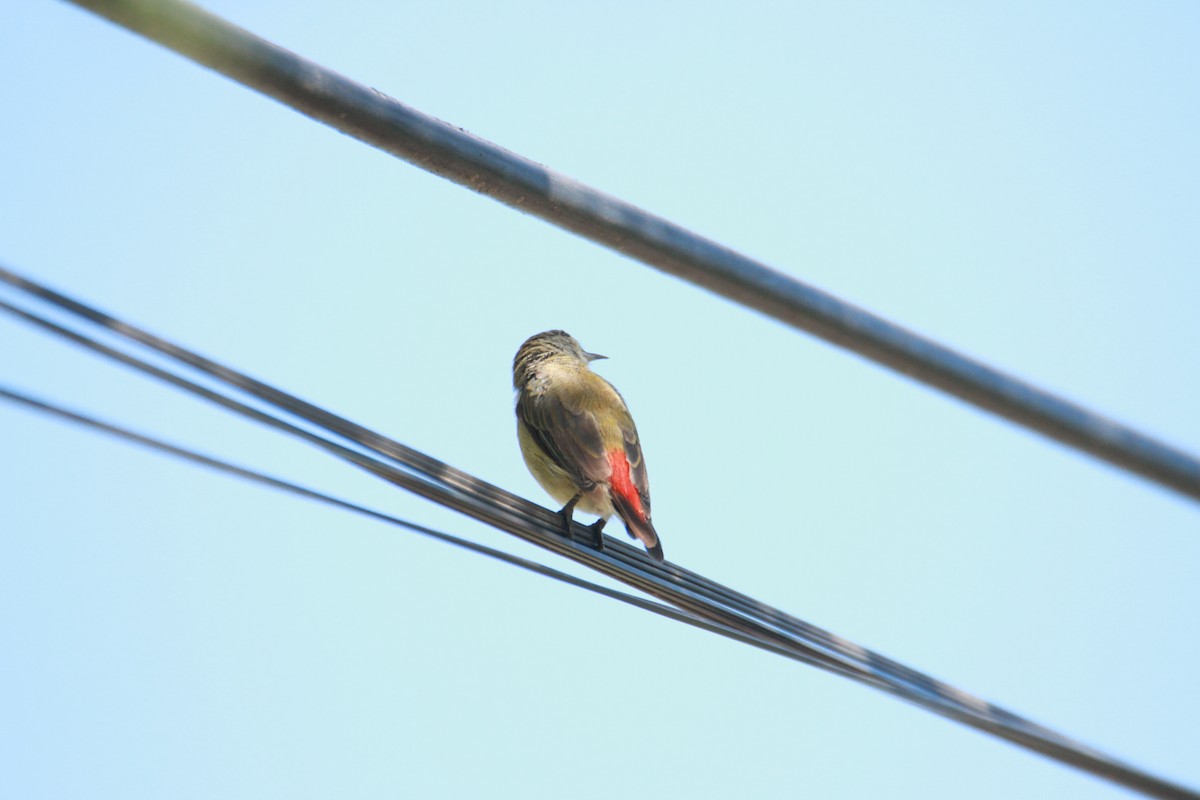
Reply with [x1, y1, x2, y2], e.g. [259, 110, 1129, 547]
[1, 270, 1194, 799]
[63, 0, 1200, 504]
[0, 382, 829, 668]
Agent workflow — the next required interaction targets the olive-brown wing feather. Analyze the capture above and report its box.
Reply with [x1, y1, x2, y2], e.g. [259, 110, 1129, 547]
[517, 389, 611, 490]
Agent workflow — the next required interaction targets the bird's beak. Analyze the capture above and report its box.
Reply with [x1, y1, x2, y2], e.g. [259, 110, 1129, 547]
[585, 352, 607, 362]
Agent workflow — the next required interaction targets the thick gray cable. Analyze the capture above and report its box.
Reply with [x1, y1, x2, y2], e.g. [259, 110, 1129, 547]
[1, 274, 1194, 798]
[61, 0, 1200, 504]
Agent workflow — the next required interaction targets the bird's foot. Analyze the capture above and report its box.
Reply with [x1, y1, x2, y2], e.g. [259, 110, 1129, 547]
[557, 495, 606, 553]
[558, 494, 582, 541]
[587, 518, 606, 551]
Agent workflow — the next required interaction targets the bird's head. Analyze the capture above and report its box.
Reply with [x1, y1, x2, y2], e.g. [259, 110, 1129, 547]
[512, 330, 606, 388]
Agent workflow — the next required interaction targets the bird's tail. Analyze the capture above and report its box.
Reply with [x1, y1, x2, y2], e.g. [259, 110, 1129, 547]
[615, 503, 664, 562]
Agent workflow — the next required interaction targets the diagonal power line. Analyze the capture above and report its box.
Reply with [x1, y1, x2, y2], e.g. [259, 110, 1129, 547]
[63, 0, 1200, 504]
[1, 266, 1195, 799]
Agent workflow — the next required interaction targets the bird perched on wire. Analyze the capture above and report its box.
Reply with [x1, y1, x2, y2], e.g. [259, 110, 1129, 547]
[513, 330, 663, 562]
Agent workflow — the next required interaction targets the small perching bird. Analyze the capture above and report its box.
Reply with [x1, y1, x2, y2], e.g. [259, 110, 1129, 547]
[513, 330, 664, 562]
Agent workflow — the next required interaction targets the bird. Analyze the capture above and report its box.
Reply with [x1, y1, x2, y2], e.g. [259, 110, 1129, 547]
[513, 330, 664, 562]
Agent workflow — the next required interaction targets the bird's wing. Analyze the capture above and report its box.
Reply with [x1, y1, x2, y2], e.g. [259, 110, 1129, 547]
[517, 381, 612, 491]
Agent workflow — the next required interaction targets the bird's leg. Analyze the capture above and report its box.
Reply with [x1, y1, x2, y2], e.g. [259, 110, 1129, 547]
[558, 493, 582, 540]
[587, 518, 607, 551]
[557, 495, 606, 553]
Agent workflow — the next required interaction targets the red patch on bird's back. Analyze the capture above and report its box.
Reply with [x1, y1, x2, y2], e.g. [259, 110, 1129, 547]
[608, 449, 645, 519]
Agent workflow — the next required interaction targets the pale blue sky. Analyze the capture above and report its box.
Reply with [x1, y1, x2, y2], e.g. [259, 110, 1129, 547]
[2, 2, 1198, 798]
